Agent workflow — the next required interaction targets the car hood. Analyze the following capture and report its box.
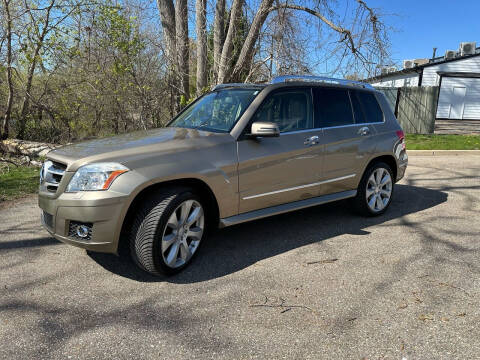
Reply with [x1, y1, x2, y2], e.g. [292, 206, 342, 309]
[47, 127, 232, 171]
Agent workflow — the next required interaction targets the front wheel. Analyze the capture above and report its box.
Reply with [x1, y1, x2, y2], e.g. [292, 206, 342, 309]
[130, 188, 206, 275]
[352, 162, 394, 216]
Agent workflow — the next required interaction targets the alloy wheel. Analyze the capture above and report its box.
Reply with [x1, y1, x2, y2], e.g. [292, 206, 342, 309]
[366, 168, 392, 212]
[161, 200, 204, 268]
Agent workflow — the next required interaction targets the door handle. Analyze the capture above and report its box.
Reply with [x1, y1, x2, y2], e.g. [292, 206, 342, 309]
[358, 126, 370, 136]
[304, 135, 319, 145]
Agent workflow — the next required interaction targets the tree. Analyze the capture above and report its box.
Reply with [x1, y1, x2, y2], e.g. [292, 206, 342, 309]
[1, 0, 171, 142]
[156, 0, 390, 92]
[16, 0, 56, 139]
[155, 0, 188, 113]
[1, 0, 13, 139]
[195, 0, 207, 96]
[175, 0, 189, 99]
[228, 0, 274, 82]
[212, 0, 225, 79]
[0, 0, 391, 143]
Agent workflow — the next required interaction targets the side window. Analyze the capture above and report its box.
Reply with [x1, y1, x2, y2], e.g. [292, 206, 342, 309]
[350, 91, 366, 124]
[352, 91, 384, 123]
[251, 89, 313, 133]
[314, 88, 354, 128]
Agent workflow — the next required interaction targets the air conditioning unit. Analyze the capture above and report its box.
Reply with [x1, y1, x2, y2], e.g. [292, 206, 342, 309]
[413, 58, 429, 66]
[444, 50, 456, 60]
[460, 42, 476, 56]
[403, 60, 415, 69]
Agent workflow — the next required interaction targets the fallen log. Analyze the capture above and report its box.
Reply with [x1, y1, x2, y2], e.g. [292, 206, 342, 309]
[0, 139, 60, 159]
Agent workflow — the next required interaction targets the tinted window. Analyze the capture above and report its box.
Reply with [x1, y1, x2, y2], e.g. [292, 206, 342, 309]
[350, 91, 366, 124]
[314, 88, 354, 128]
[353, 91, 384, 123]
[252, 90, 313, 133]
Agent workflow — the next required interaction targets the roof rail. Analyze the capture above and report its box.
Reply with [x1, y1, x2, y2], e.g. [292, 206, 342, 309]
[271, 75, 375, 90]
[212, 83, 264, 91]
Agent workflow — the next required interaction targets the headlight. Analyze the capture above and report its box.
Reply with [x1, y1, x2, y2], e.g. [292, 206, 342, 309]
[39, 161, 52, 184]
[66, 162, 129, 192]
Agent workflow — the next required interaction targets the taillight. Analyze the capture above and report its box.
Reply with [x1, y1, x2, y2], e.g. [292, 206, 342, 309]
[396, 130, 406, 150]
[396, 130, 405, 140]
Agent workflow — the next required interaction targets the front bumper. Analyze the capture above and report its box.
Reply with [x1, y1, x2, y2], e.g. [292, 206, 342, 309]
[39, 190, 128, 253]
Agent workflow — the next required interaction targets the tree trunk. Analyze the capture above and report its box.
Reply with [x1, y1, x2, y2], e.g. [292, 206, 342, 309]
[230, 0, 274, 82]
[195, 0, 207, 96]
[1, 0, 13, 140]
[156, 0, 176, 64]
[18, 0, 55, 140]
[175, 0, 189, 99]
[18, 49, 40, 139]
[217, 0, 244, 84]
[156, 0, 177, 114]
[213, 0, 225, 78]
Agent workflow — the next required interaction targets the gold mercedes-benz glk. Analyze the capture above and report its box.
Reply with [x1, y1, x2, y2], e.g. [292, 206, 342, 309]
[39, 75, 408, 275]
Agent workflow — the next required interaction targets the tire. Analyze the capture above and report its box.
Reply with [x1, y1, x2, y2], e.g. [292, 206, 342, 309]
[130, 188, 206, 276]
[352, 161, 394, 216]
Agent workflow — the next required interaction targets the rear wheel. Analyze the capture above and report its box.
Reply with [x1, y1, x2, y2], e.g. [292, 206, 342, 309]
[130, 188, 206, 275]
[353, 162, 394, 216]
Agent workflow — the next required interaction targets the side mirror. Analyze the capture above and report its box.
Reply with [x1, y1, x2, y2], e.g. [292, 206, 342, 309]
[249, 122, 280, 138]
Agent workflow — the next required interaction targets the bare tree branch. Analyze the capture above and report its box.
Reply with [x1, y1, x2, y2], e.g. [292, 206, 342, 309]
[244, 55, 272, 82]
[269, 4, 357, 55]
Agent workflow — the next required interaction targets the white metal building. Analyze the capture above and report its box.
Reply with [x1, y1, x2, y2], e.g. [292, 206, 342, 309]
[365, 42, 480, 122]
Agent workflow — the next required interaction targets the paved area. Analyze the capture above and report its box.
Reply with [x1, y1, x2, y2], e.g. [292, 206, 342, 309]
[1, 156, 479, 359]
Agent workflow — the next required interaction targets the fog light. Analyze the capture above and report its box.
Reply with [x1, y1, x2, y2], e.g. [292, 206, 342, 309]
[76, 225, 90, 238]
[68, 221, 93, 240]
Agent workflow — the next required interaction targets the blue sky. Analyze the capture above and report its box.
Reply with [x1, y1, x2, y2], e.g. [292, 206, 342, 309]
[369, 0, 480, 64]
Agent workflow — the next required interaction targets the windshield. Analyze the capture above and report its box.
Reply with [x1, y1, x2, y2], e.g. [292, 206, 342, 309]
[169, 89, 260, 132]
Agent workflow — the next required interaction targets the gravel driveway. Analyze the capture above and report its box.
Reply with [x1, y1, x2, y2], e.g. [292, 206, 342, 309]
[1, 155, 479, 359]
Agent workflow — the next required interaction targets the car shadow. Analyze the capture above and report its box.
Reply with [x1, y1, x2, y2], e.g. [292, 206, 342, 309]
[0, 237, 59, 250]
[88, 184, 447, 283]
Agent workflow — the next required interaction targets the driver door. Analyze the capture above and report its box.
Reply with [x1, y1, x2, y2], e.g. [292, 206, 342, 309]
[237, 88, 324, 214]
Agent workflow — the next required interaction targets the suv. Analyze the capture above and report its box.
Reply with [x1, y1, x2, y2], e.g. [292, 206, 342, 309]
[39, 75, 408, 275]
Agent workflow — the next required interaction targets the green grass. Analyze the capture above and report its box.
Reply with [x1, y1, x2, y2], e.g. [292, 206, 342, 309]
[0, 165, 39, 202]
[406, 134, 480, 150]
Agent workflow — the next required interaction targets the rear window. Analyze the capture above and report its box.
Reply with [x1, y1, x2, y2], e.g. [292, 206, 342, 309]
[351, 91, 384, 123]
[313, 88, 354, 128]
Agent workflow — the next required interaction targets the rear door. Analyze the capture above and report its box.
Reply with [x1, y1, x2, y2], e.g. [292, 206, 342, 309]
[314, 87, 379, 195]
[449, 87, 466, 119]
[437, 77, 480, 120]
[237, 88, 324, 213]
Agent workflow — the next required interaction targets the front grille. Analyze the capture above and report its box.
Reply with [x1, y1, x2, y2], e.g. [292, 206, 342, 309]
[68, 221, 93, 241]
[42, 161, 67, 193]
[42, 211, 54, 229]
